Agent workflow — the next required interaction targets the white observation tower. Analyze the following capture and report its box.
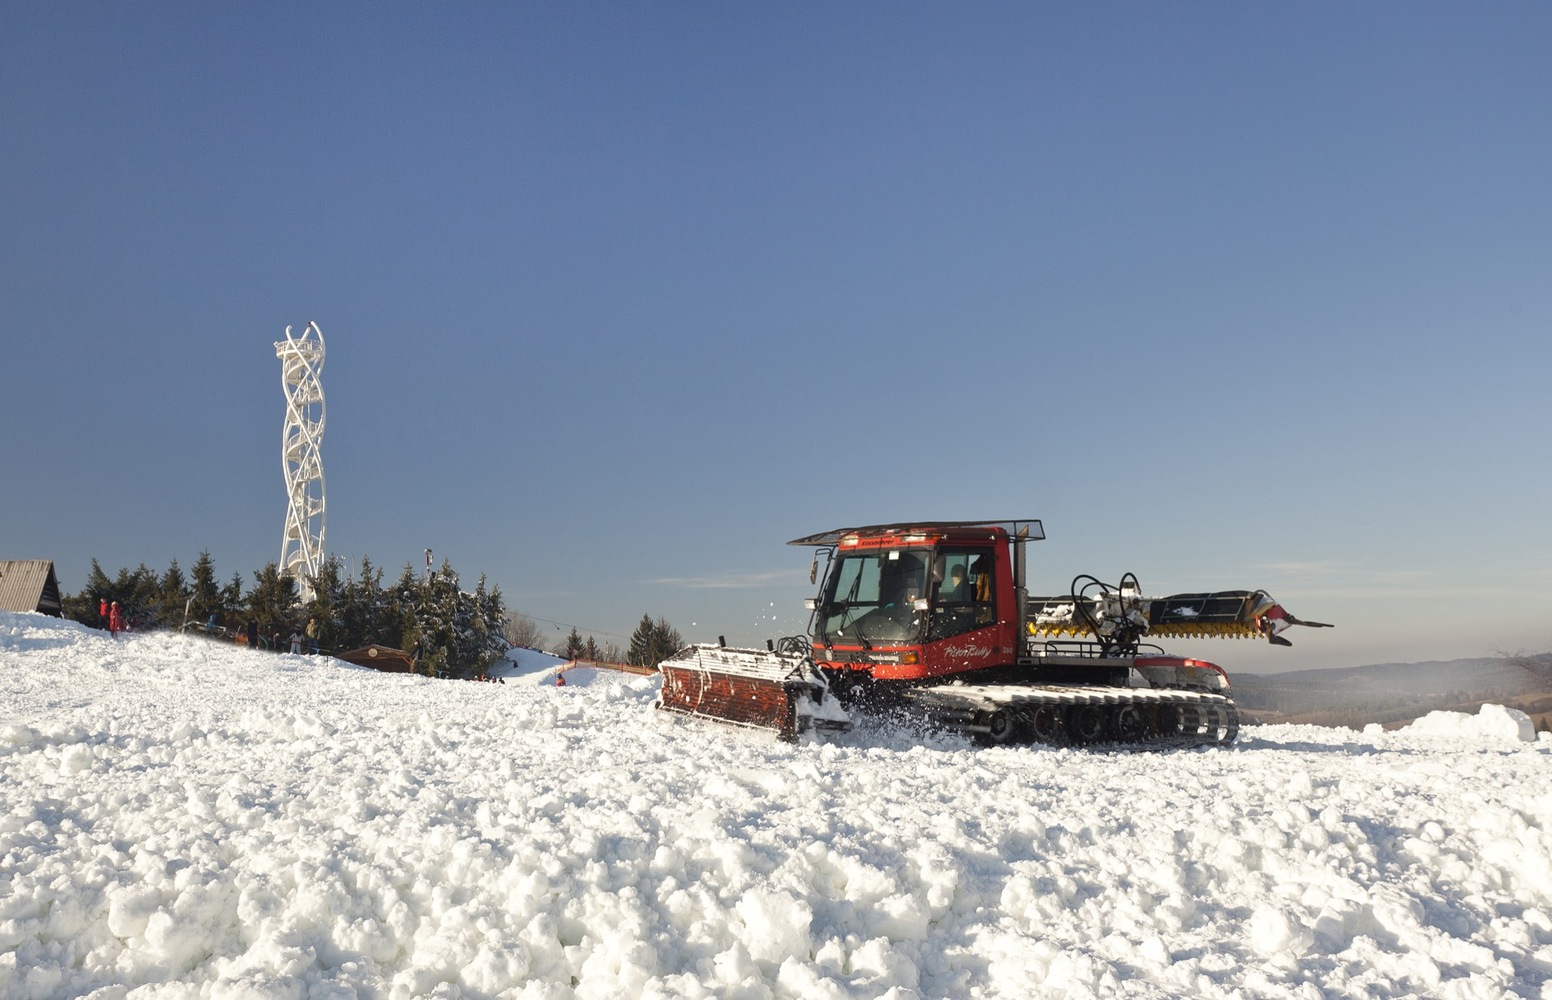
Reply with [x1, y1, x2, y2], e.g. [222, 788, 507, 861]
[275, 322, 326, 600]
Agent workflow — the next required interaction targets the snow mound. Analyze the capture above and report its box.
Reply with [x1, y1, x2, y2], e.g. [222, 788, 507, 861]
[1403, 703, 1537, 742]
[548, 665, 639, 688]
[491, 645, 569, 679]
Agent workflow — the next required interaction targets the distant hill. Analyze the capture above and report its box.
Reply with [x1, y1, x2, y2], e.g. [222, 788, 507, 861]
[1231, 653, 1552, 731]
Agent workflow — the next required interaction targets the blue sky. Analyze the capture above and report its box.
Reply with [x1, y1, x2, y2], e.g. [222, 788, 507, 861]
[3, 3, 1548, 671]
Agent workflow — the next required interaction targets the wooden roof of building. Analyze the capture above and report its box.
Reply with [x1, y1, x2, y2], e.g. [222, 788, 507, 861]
[336, 644, 416, 673]
[0, 560, 63, 616]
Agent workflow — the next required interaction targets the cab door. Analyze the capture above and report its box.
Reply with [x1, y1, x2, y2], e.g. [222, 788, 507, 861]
[923, 547, 1007, 674]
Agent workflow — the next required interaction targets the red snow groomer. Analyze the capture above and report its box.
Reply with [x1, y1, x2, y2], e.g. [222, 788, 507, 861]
[657, 520, 1331, 748]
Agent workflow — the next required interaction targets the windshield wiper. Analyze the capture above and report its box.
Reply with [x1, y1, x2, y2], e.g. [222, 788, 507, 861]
[832, 566, 870, 649]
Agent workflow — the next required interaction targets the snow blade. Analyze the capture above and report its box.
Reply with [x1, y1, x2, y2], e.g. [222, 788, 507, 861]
[657, 643, 851, 742]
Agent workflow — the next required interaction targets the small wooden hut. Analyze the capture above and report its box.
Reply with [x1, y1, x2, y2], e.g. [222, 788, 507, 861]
[0, 560, 63, 616]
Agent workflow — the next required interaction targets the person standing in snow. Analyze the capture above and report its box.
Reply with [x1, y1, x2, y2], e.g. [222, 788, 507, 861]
[305, 617, 319, 654]
[290, 631, 302, 654]
[108, 601, 123, 638]
[246, 620, 259, 649]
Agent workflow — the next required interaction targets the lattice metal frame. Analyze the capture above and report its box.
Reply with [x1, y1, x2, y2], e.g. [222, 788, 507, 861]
[275, 322, 326, 600]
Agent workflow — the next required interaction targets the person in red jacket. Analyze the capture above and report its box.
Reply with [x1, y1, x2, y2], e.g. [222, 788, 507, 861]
[108, 601, 123, 638]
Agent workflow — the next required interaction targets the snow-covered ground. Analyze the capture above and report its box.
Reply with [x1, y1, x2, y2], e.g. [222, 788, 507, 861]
[2, 610, 1550, 1000]
[487, 648, 621, 690]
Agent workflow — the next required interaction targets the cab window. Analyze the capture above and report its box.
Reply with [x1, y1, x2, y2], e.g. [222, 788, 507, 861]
[929, 547, 995, 640]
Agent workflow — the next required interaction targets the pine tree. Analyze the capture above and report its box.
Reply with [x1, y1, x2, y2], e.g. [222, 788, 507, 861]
[304, 556, 346, 653]
[583, 636, 601, 661]
[61, 560, 115, 627]
[468, 575, 508, 673]
[654, 616, 683, 662]
[188, 551, 222, 625]
[223, 572, 246, 619]
[454, 569, 483, 668]
[420, 559, 462, 675]
[115, 564, 163, 631]
[628, 613, 682, 668]
[247, 563, 300, 645]
[159, 559, 189, 627]
[628, 614, 657, 667]
[398, 558, 500, 678]
[563, 627, 585, 660]
[390, 564, 426, 670]
[340, 556, 389, 651]
[362, 558, 396, 646]
[446, 568, 482, 673]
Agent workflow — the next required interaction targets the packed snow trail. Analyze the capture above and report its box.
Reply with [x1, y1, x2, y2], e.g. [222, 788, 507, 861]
[2, 611, 1550, 1000]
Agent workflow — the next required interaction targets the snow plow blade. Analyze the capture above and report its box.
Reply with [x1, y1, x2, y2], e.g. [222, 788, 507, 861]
[657, 642, 851, 742]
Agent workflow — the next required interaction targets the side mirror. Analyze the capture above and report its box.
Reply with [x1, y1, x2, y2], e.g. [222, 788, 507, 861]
[809, 552, 819, 585]
[803, 598, 818, 611]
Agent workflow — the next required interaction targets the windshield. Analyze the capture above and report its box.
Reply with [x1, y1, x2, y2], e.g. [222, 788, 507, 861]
[815, 549, 929, 645]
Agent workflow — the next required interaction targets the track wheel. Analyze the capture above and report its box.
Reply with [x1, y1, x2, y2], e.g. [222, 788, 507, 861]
[980, 708, 1025, 746]
[1066, 704, 1107, 744]
[1028, 705, 1065, 745]
[1115, 704, 1147, 743]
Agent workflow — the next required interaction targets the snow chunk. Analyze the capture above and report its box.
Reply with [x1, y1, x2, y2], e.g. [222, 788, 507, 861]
[1248, 903, 1313, 958]
[735, 889, 813, 966]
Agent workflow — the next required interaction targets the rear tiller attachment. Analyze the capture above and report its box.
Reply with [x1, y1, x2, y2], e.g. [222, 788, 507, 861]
[657, 637, 851, 742]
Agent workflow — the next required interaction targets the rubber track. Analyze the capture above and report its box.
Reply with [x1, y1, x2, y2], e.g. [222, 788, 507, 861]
[898, 683, 1240, 749]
